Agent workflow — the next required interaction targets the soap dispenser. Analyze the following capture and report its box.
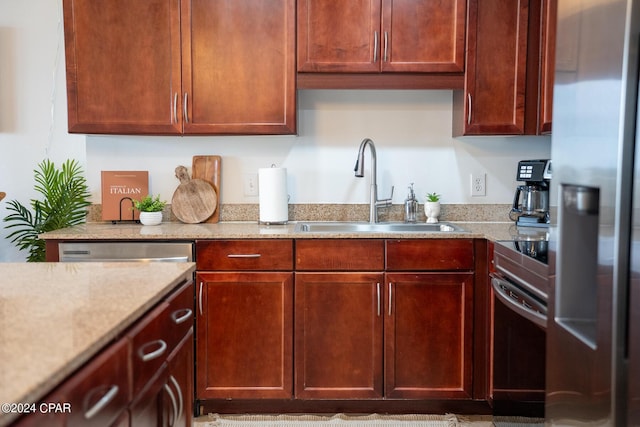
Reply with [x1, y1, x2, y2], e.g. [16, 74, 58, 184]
[404, 183, 418, 223]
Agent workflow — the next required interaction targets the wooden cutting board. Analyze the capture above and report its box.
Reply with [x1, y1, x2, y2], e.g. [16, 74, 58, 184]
[171, 166, 217, 224]
[192, 155, 221, 223]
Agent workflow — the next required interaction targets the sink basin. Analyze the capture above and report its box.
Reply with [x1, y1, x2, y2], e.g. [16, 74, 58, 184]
[294, 222, 466, 233]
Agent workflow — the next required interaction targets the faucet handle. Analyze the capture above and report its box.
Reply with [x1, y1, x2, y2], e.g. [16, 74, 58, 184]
[376, 186, 394, 208]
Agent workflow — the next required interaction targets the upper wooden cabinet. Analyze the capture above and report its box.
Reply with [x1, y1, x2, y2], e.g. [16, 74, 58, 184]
[452, 0, 556, 136]
[63, 0, 296, 135]
[538, 0, 557, 135]
[182, 0, 296, 135]
[297, 0, 466, 74]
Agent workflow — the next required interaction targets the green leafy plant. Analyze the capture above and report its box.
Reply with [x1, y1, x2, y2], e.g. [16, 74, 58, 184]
[133, 194, 166, 212]
[425, 192, 441, 202]
[4, 159, 91, 262]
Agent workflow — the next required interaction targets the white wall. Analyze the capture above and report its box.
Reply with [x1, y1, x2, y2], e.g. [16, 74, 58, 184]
[0, 0, 551, 262]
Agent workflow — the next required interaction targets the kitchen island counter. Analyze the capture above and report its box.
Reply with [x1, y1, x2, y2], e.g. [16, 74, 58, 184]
[39, 221, 522, 242]
[0, 262, 195, 426]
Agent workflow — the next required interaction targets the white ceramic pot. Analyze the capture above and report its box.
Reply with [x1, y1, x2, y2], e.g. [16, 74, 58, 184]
[139, 211, 163, 226]
[424, 201, 441, 223]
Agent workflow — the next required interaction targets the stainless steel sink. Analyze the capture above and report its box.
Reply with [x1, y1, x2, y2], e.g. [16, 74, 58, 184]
[294, 222, 466, 233]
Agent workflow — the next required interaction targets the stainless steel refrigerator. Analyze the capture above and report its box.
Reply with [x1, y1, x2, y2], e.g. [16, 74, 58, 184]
[548, 0, 640, 425]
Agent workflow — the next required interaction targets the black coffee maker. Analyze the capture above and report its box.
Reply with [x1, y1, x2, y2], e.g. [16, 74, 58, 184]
[509, 159, 552, 227]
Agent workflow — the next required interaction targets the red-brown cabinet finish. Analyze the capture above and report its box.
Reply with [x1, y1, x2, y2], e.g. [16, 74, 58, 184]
[196, 239, 293, 271]
[63, 0, 182, 134]
[297, 0, 465, 73]
[196, 272, 294, 399]
[63, 0, 295, 135]
[453, 0, 557, 136]
[181, 0, 296, 134]
[454, 0, 530, 135]
[295, 272, 384, 399]
[538, 0, 557, 134]
[385, 272, 474, 399]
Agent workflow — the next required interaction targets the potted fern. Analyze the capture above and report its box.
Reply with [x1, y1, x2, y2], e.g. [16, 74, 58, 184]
[133, 194, 166, 225]
[3, 159, 91, 262]
[424, 192, 441, 223]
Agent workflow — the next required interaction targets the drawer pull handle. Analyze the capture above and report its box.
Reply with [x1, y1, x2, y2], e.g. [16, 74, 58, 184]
[171, 308, 193, 325]
[199, 282, 204, 316]
[84, 385, 119, 420]
[138, 339, 167, 362]
[227, 254, 261, 258]
[388, 282, 393, 316]
[376, 282, 381, 316]
[163, 383, 178, 427]
[170, 375, 183, 422]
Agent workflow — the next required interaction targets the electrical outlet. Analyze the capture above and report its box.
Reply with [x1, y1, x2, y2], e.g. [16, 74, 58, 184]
[243, 173, 258, 196]
[471, 173, 486, 197]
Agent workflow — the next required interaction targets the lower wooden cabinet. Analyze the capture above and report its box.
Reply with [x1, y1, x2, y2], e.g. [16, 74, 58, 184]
[14, 280, 194, 427]
[195, 238, 482, 413]
[295, 273, 384, 399]
[385, 273, 474, 399]
[196, 272, 294, 399]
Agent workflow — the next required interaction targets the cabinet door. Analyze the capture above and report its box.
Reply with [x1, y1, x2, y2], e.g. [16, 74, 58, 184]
[297, 0, 381, 72]
[295, 273, 384, 399]
[538, 0, 556, 134]
[381, 0, 466, 73]
[164, 331, 194, 427]
[63, 0, 182, 134]
[196, 272, 293, 398]
[182, 0, 296, 134]
[455, 0, 530, 135]
[385, 273, 474, 399]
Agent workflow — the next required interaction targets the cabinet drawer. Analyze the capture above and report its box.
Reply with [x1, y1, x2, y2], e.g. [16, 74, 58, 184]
[386, 239, 474, 271]
[62, 339, 130, 427]
[196, 239, 293, 271]
[296, 239, 384, 271]
[127, 302, 171, 396]
[165, 281, 194, 354]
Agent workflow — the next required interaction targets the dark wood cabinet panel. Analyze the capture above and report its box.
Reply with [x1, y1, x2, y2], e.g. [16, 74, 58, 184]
[63, 0, 182, 134]
[385, 273, 474, 399]
[295, 239, 384, 271]
[63, 0, 295, 135]
[386, 239, 474, 271]
[196, 272, 293, 399]
[295, 273, 384, 399]
[196, 239, 294, 271]
[297, 0, 380, 73]
[538, 0, 557, 134]
[453, 0, 556, 136]
[297, 0, 466, 82]
[454, 0, 530, 135]
[182, 0, 296, 134]
[381, 0, 466, 73]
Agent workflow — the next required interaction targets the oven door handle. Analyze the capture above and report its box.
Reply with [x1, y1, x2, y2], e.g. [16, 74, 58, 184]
[491, 275, 547, 329]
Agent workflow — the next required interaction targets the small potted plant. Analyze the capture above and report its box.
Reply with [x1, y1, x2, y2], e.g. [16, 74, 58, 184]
[424, 192, 441, 223]
[133, 194, 166, 226]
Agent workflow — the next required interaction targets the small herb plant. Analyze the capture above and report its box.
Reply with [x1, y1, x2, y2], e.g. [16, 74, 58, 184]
[425, 192, 441, 202]
[133, 195, 166, 212]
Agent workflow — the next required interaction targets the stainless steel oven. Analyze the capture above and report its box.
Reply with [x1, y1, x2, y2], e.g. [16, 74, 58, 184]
[490, 228, 550, 416]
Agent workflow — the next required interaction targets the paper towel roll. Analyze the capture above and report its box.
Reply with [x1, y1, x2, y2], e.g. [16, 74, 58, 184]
[259, 167, 288, 224]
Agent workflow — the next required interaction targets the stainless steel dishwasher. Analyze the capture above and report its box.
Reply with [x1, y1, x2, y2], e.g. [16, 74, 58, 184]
[58, 242, 193, 262]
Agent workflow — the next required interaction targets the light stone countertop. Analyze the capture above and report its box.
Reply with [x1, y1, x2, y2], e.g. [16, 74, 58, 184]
[0, 262, 195, 426]
[39, 221, 523, 242]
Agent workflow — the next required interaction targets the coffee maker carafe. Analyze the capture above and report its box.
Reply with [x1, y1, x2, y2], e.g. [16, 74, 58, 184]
[509, 159, 551, 227]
